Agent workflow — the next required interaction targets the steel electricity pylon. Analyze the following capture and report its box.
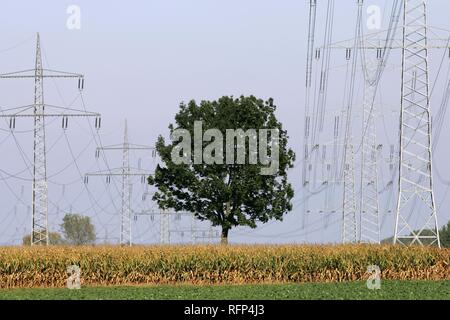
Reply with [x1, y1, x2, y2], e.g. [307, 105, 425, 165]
[136, 210, 180, 244]
[341, 0, 364, 244]
[0, 33, 101, 246]
[160, 209, 170, 244]
[359, 58, 381, 244]
[135, 210, 219, 244]
[302, 0, 318, 226]
[342, 140, 358, 243]
[394, 0, 440, 247]
[85, 120, 154, 246]
[323, 0, 446, 246]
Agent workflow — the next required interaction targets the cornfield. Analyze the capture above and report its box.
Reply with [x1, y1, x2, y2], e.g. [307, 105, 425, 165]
[0, 245, 448, 288]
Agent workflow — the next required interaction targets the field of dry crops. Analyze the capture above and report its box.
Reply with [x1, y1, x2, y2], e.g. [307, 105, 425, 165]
[0, 245, 448, 288]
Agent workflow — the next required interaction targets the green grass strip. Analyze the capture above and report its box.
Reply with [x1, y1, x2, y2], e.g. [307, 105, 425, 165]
[0, 280, 449, 300]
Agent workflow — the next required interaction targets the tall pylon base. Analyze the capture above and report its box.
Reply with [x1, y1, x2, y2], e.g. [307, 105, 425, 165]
[394, 0, 440, 247]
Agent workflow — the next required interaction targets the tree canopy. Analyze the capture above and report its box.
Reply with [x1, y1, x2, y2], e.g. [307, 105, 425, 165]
[439, 220, 450, 247]
[61, 213, 96, 245]
[148, 96, 295, 244]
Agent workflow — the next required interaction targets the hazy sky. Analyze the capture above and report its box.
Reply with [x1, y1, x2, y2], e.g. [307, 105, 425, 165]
[1, 0, 450, 245]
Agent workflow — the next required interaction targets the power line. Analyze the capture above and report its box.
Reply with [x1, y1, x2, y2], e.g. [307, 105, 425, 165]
[0, 33, 101, 246]
[85, 120, 155, 246]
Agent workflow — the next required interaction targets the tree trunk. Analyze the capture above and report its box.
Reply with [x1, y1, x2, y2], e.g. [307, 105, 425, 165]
[221, 227, 229, 245]
[221, 201, 231, 245]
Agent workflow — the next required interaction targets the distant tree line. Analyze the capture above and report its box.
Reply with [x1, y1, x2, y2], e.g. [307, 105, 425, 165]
[23, 213, 96, 246]
[382, 220, 450, 247]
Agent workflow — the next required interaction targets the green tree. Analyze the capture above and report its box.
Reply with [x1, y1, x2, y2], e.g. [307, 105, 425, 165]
[61, 213, 96, 245]
[22, 232, 64, 246]
[148, 96, 295, 244]
[381, 221, 450, 247]
[439, 220, 450, 247]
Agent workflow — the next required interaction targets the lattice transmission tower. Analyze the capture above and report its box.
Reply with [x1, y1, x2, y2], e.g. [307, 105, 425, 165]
[342, 140, 358, 243]
[85, 120, 154, 246]
[302, 0, 318, 225]
[160, 209, 170, 244]
[135, 210, 176, 244]
[359, 58, 381, 244]
[0, 33, 101, 245]
[341, 0, 364, 244]
[315, 0, 446, 246]
[394, 0, 440, 247]
[132, 209, 172, 244]
[135, 211, 219, 244]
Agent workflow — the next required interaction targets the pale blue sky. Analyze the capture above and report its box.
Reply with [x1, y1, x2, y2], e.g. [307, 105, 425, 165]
[0, 1, 450, 245]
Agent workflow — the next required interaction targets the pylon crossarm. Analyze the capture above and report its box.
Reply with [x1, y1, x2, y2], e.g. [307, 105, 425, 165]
[0, 69, 83, 79]
[326, 27, 449, 49]
[0, 104, 100, 118]
[136, 211, 192, 216]
[0, 105, 34, 116]
[100, 143, 154, 151]
[127, 144, 155, 150]
[86, 169, 152, 177]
